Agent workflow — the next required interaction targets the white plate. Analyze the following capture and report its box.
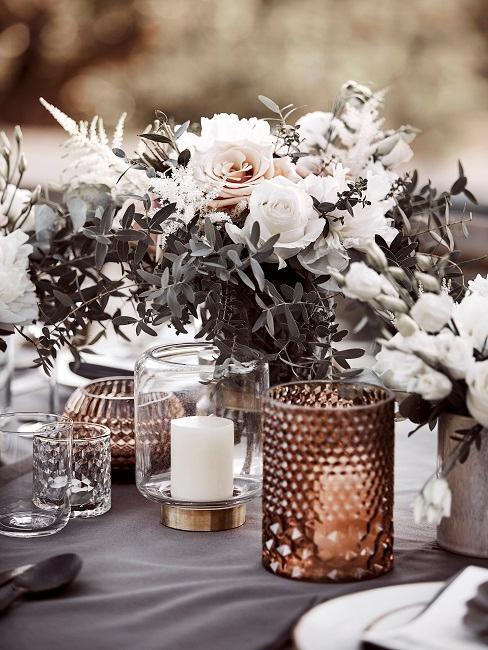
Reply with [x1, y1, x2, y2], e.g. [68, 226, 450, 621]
[294, 581, 442, 650]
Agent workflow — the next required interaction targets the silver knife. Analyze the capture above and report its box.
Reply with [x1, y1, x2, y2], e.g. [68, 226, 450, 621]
[0, 564, 32, 587]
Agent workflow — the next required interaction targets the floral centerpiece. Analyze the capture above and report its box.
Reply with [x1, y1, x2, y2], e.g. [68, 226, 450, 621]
[33, 80, 473, 384]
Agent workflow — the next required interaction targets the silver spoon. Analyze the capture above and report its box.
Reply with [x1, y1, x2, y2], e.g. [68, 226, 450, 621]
[0, 553, 82, 613]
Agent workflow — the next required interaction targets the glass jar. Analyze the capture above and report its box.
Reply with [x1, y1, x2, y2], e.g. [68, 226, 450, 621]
[134, 343, 268, 529]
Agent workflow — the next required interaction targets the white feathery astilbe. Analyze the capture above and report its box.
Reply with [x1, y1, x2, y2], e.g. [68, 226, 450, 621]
[40, 98, 149, 196]
[150, 165, 226, 247]
[151, 164, 208, 225]
[338, 90, 386, 176]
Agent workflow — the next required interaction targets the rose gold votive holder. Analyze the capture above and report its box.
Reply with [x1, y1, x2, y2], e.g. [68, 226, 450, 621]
[262, 381, 395, 582]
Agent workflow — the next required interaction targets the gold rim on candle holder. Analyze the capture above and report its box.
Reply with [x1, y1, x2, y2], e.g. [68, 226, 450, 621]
[160, 503, 246, 531]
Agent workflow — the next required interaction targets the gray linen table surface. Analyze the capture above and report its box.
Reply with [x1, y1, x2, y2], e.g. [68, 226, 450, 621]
[1, 384, 487, 650]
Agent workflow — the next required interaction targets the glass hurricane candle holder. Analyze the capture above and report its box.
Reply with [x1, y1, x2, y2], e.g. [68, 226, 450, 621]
[262, 381, 395, 582]
[135, 343, 269, 531]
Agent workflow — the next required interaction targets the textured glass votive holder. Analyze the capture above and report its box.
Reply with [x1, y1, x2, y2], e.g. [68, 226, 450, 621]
[262, 381, 395, 582]
[70, 422, 111, 518]
[64, 377, 135, 470]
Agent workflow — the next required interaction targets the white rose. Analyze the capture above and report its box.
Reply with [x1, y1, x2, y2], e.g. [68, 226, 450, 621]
[410, 367, 452, 401]
[0, 230, 38, 325]
[453, 293, 488, 354]
[296, 111, 336, 152]
[191, 113, 278, 208]
[410, 292, 454, 333]
[343, 262, 383, 300]
[467, 273, 488, 297]
[466, 360, 488, 428]
[434, 329, 473, 379]
[374, 348, 426, 392]
[1, 184, 32, 229]
[226, 176, 322, 268]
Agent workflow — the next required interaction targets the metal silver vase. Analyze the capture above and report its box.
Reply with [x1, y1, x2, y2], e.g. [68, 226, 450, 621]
[437, 413, 488, 558]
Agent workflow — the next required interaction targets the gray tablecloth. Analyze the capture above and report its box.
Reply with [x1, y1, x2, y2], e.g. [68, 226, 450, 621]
[1, 384, 487, 650]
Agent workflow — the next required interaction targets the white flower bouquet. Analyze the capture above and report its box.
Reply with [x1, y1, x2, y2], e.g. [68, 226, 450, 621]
[0, 81, 475, 383]
[338, 251, 487, 523]
[32, 80, 473, 383]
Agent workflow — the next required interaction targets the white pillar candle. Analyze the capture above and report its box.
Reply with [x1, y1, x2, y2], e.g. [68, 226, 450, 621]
[170, 416, 234, 501]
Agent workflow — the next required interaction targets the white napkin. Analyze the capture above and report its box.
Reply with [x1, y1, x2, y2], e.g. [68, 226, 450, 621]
[362, 566, 488, 650]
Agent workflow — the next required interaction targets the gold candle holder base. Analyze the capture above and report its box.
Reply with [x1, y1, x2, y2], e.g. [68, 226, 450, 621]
[160, 503, 246, 531]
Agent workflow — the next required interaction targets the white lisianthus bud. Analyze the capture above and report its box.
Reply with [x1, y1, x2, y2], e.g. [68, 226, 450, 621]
[376, 294, 408, 313]
[18, 153, 27, 175]
[14, 126, 22, 143]
[342, 262, 382, 300]
[414, 272, 440, 293]
[388, 266, 407, 282]
[410, 292, 454, 332]
[30, 184, 41, 204]
[413, 477, 451, 525]
[325, 267, 345, 287]
[396, 314, 418, 337]
[365, 241, 388, 271]
[0, 132, 10, 150]
[416, 253, 432, 271]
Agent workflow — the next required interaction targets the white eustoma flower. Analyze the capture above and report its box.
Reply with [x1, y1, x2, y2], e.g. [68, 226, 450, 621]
[373, 348, 426, 392]
[466, 360, 488, 428]
[410, 292, 454, 333]
[342, 262, 383, 300]
[226, 176, 322, 268]
[296, 165, 349, 274]
[453, 293, 488, 354]
[467, 273, 488, 297]
[435, 329, 474, 380]
[413, 477, 451, 525]
[339, 165, 398, 249]
[406, 330, 440, 364]
[191, 113, 290, 208]
[411, 368, 452, 401]
[297, 163, 397, 273]
[0, 230, 38, 325]
[375, 126, 418, 169]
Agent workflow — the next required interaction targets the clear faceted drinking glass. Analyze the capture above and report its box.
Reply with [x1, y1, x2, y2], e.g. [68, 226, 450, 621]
[0, 412, 73, 538]
[70, 422, 111, 518]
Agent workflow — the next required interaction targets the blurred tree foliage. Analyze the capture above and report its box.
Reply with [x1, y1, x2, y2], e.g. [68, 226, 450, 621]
[0, 0, 487, 152]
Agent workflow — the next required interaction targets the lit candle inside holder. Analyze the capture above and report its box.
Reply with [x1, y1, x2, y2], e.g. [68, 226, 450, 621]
[170, 416, 234, 501]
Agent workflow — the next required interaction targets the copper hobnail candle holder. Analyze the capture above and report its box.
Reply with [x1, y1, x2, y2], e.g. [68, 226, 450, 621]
[262, 381, 395, 582]
[64, 377, 136, 470]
